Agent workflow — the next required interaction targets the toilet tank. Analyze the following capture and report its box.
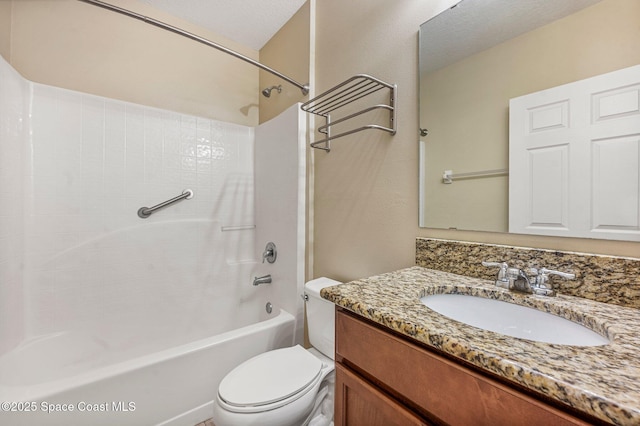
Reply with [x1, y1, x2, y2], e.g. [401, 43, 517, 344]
[305, 277, 342, 360]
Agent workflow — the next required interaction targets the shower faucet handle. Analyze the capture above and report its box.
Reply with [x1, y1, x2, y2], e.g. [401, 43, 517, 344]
[262, 242, 277, 264]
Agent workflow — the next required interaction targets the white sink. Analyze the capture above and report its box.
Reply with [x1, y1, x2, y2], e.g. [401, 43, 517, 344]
[420, 294, 609, 346]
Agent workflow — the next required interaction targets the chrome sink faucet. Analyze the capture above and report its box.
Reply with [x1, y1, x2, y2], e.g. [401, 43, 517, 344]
[508, 267, 533, 293]
[482, 261, 575, 296]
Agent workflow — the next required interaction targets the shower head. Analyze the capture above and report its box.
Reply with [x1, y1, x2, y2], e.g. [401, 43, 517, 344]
[261, 85, 282, 98]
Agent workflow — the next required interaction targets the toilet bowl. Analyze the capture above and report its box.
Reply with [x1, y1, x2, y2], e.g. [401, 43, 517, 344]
[212, 277, 341, 426]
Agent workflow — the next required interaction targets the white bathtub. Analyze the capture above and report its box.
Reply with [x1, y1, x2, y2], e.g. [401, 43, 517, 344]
[0, 309, 295, 426]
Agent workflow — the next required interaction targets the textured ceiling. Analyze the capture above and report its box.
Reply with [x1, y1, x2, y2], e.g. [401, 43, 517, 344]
[420, 0, 603, 74]
[139, 0, 307, 50]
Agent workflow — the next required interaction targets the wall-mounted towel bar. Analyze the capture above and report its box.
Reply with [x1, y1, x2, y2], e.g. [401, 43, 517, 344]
[138, 189, 193, 218]
[442, 169, 508, 184]
[221, 225, 256, 232]
[301, 74, 396, 152]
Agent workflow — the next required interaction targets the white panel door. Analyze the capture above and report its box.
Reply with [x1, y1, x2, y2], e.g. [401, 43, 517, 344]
[510, 64, 640, 241]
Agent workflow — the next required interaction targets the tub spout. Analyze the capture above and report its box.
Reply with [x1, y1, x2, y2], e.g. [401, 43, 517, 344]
[253, 274, 272, 286]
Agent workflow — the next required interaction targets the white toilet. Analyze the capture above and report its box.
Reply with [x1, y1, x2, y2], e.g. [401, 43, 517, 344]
[212, 277, 341, 426]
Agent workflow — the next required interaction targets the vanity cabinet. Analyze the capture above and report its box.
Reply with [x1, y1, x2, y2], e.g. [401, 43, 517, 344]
[334, 307, 594, 426]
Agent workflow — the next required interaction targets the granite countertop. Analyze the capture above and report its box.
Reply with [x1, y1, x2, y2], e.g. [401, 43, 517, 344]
[321, 266, 640, 426]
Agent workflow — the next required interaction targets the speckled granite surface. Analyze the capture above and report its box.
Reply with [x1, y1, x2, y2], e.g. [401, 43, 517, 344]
[416, 238, 640, 308]
[322, 267, 640, 425]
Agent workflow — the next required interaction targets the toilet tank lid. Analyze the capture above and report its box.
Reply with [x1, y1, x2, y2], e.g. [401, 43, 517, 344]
[305, 277, 342, 298]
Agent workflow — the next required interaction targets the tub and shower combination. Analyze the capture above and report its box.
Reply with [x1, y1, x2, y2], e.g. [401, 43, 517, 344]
[0, 18, 307, 422]
[0, 305, 296, 425]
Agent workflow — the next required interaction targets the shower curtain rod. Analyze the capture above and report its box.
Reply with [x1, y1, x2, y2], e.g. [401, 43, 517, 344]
[78, 0, 310, 95]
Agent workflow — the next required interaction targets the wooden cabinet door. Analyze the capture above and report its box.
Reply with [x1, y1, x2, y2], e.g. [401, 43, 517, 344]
[336, 309, 592, 426]
[335, 363, 430, 426]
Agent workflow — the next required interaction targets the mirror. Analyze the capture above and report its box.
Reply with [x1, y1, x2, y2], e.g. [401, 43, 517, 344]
[418, 0, 640, 237]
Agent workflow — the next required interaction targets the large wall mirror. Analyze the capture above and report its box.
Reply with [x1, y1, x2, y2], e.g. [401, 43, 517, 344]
[419, 0, 640, 240]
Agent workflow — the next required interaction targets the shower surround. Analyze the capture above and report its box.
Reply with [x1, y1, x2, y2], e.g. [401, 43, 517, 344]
[0, 55, 306, 425]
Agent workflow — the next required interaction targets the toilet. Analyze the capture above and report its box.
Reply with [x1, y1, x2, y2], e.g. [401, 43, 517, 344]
[212, 277, 341, 426]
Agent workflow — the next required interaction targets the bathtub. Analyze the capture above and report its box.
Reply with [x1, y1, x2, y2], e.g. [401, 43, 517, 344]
[0, 308, 295, 426]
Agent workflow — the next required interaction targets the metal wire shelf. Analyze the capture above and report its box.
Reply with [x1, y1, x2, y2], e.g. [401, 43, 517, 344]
[301, 75, 397, 152]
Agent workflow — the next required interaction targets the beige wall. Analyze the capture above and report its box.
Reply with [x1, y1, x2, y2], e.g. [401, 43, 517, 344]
[0, 1, 10, 61]
[312, 0, 640, 283]
[421, 0, 640, 233]
[4, 0, 259, 125]
[312, 0, 458, 282]
[258, 1, 310, 124]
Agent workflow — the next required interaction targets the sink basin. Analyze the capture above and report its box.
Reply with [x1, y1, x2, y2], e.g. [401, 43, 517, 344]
[420, 294, 609, 346]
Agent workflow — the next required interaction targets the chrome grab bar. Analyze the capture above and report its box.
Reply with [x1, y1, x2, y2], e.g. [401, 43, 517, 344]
[137, 189, 193, 219]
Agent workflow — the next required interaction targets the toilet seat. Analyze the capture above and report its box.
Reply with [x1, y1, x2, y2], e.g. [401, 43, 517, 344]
[217, 345, 323, 414]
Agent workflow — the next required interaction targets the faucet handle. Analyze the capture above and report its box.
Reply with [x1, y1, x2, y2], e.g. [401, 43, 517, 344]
[482, 261, 510, 289]
[262, 242, 277, 264]
[531, 268, 576, 282]
[482, 261, 508, 269]
[535, 268, 575, 280]
[530, 267, 575, 296]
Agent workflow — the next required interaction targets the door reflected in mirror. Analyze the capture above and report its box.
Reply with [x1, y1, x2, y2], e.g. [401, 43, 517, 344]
[418, 0, 640, 240]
